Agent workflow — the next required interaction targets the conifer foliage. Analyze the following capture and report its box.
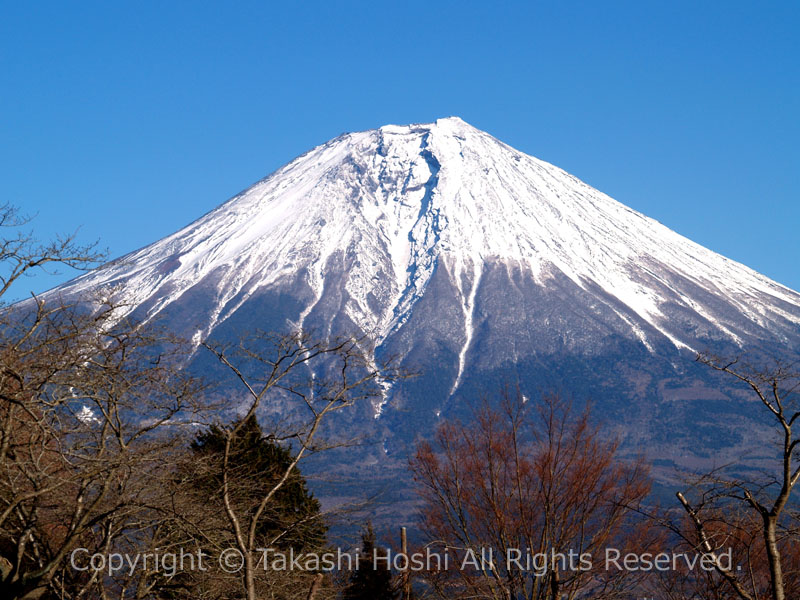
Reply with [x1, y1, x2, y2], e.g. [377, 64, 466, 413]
[342, 523, 398, 600]
[191, 414, 327, 552]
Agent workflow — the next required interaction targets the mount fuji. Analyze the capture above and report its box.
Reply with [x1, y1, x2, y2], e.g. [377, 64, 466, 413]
[46, 117, 800, 472]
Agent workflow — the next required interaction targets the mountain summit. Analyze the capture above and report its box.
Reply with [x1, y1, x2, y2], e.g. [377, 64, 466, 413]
[50, 118, 800, 454]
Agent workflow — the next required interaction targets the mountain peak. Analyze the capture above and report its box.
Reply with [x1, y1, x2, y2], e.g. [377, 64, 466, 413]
[49, 120, 800, 370]
[377, 115, 475, 136]
[433, 115, 471, 129]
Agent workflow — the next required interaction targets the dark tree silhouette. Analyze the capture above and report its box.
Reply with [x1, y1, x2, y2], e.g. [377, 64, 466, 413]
[342, 523, 398, 600]
[191, 415, 327, 552]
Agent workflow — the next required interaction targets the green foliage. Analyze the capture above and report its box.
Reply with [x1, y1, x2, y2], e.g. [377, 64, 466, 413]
[342, 523, 398, 600]
[191, 415, 327, 551]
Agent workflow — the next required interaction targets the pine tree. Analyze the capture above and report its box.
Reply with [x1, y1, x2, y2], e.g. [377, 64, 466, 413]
[191, 415, 327, 551]
[157, 417, 329, 599]
[342, 523, 398, 600]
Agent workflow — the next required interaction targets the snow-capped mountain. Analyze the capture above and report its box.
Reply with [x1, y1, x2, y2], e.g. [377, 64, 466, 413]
[48, 117, 800, 463]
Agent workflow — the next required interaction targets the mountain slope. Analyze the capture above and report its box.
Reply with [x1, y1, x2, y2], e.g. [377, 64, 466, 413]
[56, 117, 800, 347]
[47, 117, 800, 463]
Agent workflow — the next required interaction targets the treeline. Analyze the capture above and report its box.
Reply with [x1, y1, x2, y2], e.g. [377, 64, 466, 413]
[1, 205, 799, 600]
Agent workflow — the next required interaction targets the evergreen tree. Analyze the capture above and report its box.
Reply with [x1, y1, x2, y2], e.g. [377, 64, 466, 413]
[156, 416, 329, 599]
[342, 523, 398, 600]
[191, 415, 327, 551]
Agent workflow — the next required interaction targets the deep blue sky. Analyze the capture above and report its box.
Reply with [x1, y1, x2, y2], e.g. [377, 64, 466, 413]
[1, 1, 798, 300]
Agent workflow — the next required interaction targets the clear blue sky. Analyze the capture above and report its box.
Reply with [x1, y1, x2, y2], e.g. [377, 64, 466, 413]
[1, 1, 798, 300]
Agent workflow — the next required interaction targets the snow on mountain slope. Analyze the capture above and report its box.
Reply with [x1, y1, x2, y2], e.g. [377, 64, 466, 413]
[51, 116, 800, 367]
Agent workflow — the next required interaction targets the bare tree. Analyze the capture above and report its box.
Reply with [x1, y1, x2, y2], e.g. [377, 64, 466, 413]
[0, 205, 210, 599]
[176, 333, 398, 600]
[666, 353, 800, 600]
[0, 295, 206, 600]
[410, 390, 653, 600]
[0, 203, 102, 302]
[0, 203, 404, 599]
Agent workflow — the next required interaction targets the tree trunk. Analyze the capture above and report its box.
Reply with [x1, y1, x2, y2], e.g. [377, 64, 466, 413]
[245, 552, 256, 600]
[549, 569, 559, 600]
[763, 516, 785, 600]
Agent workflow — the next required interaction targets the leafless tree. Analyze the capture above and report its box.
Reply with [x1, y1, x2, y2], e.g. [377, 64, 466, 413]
[409, 390, 653, 600]
[0, 205, 210, 599]
[0, 203, 102, 303]
[0, 294, 207, 600]
[664, 353, 800, 600]
[0, 204, 402, 599]
[164, 332, 400, 600]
